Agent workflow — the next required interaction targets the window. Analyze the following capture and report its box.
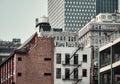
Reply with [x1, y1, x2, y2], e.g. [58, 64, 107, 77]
[101, 15, 106, 19]
[65, 68, 70, 79]
[44, 58, 51, 61]
[74, 68, 78, 79]
[56, 68, 61, 79]
[68, 36, 70, 41]
[57, 36, 59, 40]
[18, 57, 22, 61]
[74, 54, 78, 64]
[44, 73, 52, 76]
[65, 54, 70, 64]
[56, 53, 61, 64]
[74, 37, 76, 41]
[64, 36, 66, 40]
[17, 72, 22, 77]
[60, 36, 63, 40]
[83, 54, 87, 62]
[82, 69, 87, 77]
[71, 37, 73, 41]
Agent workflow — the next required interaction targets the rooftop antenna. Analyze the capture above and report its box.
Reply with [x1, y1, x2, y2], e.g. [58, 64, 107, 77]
[35, 18, 39, 27]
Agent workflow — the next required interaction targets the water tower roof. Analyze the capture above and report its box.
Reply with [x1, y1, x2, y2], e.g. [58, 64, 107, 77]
[40, 15, 48, 23]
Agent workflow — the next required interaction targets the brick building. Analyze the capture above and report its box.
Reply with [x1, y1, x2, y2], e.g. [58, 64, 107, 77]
[35, 16, 92, 84]
[0, 33, 54, 84]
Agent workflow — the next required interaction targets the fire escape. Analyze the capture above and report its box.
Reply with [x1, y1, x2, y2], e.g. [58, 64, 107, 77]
[62, 44, 83, 84]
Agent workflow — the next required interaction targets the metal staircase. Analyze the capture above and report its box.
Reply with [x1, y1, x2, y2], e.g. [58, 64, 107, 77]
[62, 44, 83, 84]
[69, 45, 83, 84]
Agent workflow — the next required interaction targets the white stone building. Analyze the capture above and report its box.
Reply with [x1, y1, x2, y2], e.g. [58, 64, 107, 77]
[78, 13, 120, 84]
[99, 27, 120, 84]
[78, 13, 120, 60]
[35, 16, 92, 84]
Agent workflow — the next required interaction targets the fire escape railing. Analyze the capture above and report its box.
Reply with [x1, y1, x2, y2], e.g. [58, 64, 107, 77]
[69, 46, 83, 84]
[62, 45, 83, 84]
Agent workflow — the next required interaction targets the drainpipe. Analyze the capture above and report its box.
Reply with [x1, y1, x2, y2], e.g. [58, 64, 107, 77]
[110, 45, 113, 84]
[98, 47, 100, 84]
[97, 34, 100, 84]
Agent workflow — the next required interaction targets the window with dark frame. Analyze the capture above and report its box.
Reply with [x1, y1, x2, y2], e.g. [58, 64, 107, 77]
[74, 68, 78, 79]
[65, 68, 70, 79]
[17, 72, 22, 77]
[44, 73, 52, 76]
[18, 57, 22, 61]
[44, 58, 51, 61]
[60, 36, 63, 40]
[74, 54, 78, 64]
[83, 54, 87, 62]
[65, 54, 70, 64]
[82, 69, 87, 77]
[57, 36, 59, 40]
[56, 68, 61, 79]
[56, 53, 61, 64]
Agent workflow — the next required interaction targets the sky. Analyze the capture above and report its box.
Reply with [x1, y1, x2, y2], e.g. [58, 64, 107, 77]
[0, 0, 47, 43]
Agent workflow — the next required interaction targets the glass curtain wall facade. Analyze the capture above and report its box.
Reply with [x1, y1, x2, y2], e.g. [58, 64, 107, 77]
[96, 0, 118, 15]
[48, 0, 118, 32]
[119, 0, 120, 12]
[48, 0, 64, 30]
[64, 0, 96, 31]
[48, 0, 96, 32]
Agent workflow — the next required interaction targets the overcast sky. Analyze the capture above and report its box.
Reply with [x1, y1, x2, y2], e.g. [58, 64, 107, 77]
[0, 0, 47, 43]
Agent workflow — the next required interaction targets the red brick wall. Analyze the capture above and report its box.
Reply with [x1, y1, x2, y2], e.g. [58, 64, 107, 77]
[14, 37, 54, 84]
[0, 56, 15, 84]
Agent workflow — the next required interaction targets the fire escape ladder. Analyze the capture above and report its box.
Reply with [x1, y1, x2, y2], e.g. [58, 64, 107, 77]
[68, 44, 83, 83]
[69, 47, 81, 60]
[69, 43, 84, 60]
[69, 69, 74, 76]
[74, 80, 80, 84]
[69, 64, 81, 84]
[69, 64, 81, 76]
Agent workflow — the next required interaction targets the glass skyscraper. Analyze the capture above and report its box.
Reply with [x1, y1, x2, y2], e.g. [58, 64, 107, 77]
[96, 0, 118, 14]
[119, 0, 120, 12]
[48, 0, 119, 32]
